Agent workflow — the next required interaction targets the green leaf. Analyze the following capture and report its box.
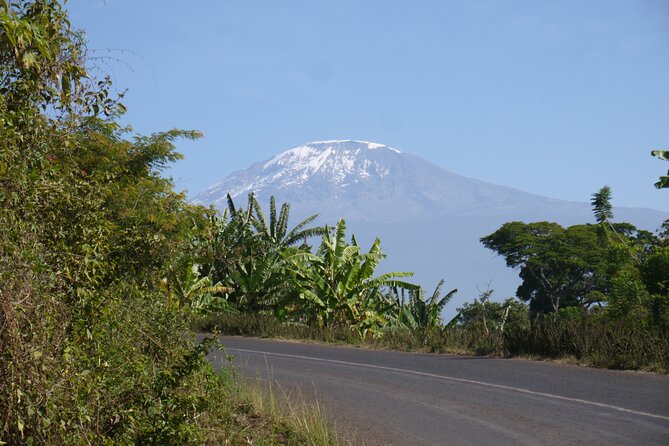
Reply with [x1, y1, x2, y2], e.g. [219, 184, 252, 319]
[651, 150, 669, 161]
[655, 175, 669, 189]
[61, 74, 71, 98]
[21, 51, 38, 69]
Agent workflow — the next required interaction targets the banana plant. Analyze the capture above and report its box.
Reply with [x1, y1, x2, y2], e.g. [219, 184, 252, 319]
[390, 279, 457, 329]
[197, 196, 285, 311]
[282, 219, 418, 336]
[214, 193, 326, 312]
[247, 193, 327, 248]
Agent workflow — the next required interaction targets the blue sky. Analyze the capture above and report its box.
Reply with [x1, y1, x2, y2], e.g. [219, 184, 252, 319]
[67, 0, 668, 212]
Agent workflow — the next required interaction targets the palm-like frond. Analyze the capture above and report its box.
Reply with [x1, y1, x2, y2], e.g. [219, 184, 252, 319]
[652, 150, 669, 161]
[276, 202, 290, 241]
[269, 195, 277, 238]
[249, 193, 269, 235]
[399, 306, 419, 330]
[226, 193, 237, 216]
[359, 238, 383, 281]
[244, 194, 254, 224]
[388, 279, 456, 328]
[428, 279, 444, 306]
[435, 287, 457, 310]
[591, 186, 613, 224]
[427, 283, 457, 326]
[428, 279, 457, 311]
[284, 213, 325, 245]
[382, 277, 419, 290]
[333, 219, 348, 258]
[246, 195, 326, 247]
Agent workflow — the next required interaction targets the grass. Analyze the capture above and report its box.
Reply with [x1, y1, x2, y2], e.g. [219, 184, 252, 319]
[238, 374, 346, 445]
[198, 362, 342, 445]
[198, 313, 669, 373]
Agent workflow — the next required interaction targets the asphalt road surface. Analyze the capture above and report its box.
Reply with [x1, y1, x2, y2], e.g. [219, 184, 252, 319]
[207, 336, 669, 446]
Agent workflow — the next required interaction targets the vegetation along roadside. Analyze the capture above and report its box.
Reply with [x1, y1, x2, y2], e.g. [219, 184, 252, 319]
[0, 1, 339, 444]
[197, 185, 669, 373]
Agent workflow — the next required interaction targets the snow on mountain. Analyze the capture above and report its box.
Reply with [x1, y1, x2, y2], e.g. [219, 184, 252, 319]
[195, 139, 663, 224]
[194, 140, 404, 211]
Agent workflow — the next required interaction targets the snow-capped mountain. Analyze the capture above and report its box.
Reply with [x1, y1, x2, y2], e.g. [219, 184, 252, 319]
[232, 140, 400, 192]
[195, 140, 404, 213]
[195, 140, 608, 222]
[193, 140, 668, 313]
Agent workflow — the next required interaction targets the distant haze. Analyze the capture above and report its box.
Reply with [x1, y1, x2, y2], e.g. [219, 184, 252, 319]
[194, 140, 669, 318]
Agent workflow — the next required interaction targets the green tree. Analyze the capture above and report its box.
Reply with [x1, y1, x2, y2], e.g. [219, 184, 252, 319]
[480, 221, 641, 314]
[457, 295, 530, 334]
[639, 246, 669, 328]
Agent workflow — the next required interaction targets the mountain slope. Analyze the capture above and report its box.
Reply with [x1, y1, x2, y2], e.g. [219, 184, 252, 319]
[196, 141, 552, 220]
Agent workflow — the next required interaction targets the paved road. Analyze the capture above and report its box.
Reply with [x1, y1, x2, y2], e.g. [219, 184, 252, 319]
[207, 336, 669, 445]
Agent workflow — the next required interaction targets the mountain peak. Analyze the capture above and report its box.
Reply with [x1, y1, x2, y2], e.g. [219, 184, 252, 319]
[194, 140, 407, 206]
[305, 140, 401, 152]
[263, 140, 401, 170]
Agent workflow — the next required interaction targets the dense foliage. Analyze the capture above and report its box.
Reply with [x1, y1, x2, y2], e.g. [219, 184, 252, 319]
[0, 1, 224, 443]
[197, 195, 424, 336]
[386, 279, 458, 329]
[0, 2, 337, 444]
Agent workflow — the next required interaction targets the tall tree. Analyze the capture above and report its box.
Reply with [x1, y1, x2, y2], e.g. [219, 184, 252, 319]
[1, 2, 221, 442]
[481, 222, 632, 314]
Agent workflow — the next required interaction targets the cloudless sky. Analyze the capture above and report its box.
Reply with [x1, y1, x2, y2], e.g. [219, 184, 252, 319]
[67, 0, 669, 211]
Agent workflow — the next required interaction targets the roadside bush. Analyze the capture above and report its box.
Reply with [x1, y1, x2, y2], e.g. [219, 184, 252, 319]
[503, 315, 669, 371]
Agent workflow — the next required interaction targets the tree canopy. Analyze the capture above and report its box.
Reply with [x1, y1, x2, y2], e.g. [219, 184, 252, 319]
[481, 221, 653, 315]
